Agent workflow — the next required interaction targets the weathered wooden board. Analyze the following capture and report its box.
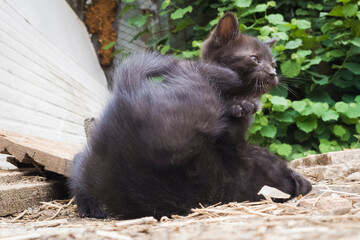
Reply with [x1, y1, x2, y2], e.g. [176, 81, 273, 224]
[0, 169, 66, 216]
[0, 169, 36, 183]
[0, 130, 79, 176]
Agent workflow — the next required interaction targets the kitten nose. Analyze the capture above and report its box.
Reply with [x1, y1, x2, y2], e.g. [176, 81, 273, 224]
[268, 71, 276, 77]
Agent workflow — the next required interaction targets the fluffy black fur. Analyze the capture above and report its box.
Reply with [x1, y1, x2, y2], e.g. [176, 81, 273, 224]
[69, 13, 311, 219]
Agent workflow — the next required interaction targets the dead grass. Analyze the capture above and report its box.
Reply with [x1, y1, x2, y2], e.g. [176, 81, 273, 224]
[1, 183, 359, 240]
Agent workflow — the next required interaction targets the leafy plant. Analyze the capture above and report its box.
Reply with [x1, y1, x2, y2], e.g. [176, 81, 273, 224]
[119, 0, 360, 160]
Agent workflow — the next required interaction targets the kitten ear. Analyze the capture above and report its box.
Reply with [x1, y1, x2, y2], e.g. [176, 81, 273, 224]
[212, 12, 239, 46]
[264, 38, 279, 48]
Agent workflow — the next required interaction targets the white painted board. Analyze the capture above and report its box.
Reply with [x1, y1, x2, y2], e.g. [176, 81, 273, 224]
[0, 0, 110, 145]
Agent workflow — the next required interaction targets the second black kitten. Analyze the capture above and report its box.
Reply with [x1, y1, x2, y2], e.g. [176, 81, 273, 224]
[69, 13, 312, 220]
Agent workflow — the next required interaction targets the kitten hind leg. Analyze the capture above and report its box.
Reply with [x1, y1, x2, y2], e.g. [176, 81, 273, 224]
[69, 152, 106, 219]
[74, 191, 106, 219]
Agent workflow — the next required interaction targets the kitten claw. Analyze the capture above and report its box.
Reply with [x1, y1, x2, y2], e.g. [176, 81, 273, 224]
[230, 105, 243, 117]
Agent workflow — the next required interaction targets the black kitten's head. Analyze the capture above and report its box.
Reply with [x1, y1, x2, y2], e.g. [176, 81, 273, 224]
[202, 12, 278, 98]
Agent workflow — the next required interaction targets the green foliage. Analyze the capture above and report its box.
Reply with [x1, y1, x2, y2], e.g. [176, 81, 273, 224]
[119, 0, 360, 160]
[247, 94, 359, 159]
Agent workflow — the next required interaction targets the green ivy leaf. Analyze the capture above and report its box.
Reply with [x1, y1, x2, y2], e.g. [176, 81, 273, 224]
[272, 32, 288, 41]
[161, 0, 170, 10]
[328, 5, 344, 17]
[319, 139, 342, 153]
[270, 96, 289, 112]
[335, 102, 349, 113]
[310, 75, 329, 85]
[333, 20, 343, 26]
[296, 116, 317, 133]
[241, 4, 267, 17]
[253, 4, 268, 12]
[292, 101, 306, 113]
[103, 41, 116, 50]
[342, 4, 358, 17]
[346, 103, 360, 118]
[259, 116, 269, 126]
[333, 125, 346, 137]
[171, 6, 193, 20]
[327, 49, 345, 58]
[302, 56, 322, 70]
[355, 96, 360, 103]
[308, 3, 323, 10]
[341, 115, 358, 125]
[128, 14, 149, 27]
[356, 120, 360, 133]
[296, 20, 311, 29]
[160, 45, 170, 54]
[292, 49, 311, 64]
[272, 111, 293, 123]
[299, 105, 313, 116]
[150, 76, 165, 83]
[285, 39, 303, 49]
[260, 26, 272, 36]
[234, 0, 252, 8]
[294, 129, 310, 142]
[322, 110, 339, 121]
[344, 62, 360, 75]
[266, 14, 285, 25]
[321, 22, 333, 33]
[181, 50, 199, 58]
[260, 125, 277, 138]
[249, 124, 262, 134]
[281, 60, 301, 77]
[311, 103, 329, 117]
[267, 1, 276, 7]
[277, 143, 292, 157]
[315, 122, 326, 135]
[352, 38, 360, 47]
[247, 133, 264, 145]
[348, 46, 360, 57]
[173, 17, 192, 33]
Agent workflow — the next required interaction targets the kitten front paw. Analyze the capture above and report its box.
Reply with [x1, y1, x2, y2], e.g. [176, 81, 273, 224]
[229, 100, 259, 118]
[76, 196, 106, 219]
[230, 104, 243, 117]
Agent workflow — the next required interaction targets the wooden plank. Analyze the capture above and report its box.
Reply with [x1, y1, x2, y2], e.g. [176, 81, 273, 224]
[0, 130, 79, 176]
[0, 169, 37, 183]
[0, 180, 65, 217]
[0, 167, 66, 217]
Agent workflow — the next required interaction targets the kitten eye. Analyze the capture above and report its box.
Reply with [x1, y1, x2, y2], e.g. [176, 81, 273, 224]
[250, 55, 259, 63]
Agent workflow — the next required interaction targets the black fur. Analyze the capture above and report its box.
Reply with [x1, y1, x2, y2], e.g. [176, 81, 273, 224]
[69, 13, 312, 220]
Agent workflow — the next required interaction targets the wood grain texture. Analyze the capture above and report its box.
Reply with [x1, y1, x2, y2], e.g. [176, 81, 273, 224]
[0, 180, 65, 217]
[0, 130, 79, 176]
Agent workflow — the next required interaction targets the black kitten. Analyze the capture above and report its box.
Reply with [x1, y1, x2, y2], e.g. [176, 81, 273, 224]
[69, 13, 311, 220]
[201, 13, 279, 145]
